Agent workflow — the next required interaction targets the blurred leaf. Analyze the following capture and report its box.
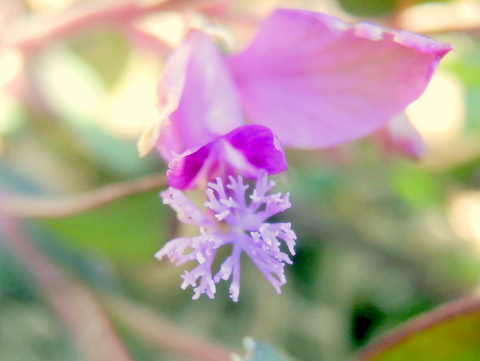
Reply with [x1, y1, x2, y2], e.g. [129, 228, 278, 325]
[464, 87, 480, 133]
[443, 43, 480, 133]
[0, 241, 38, 301]
[290, 243, 323, 300]
[351, 302, 386, 347]
[42, 190, 169, 263]
[0, 303, 82, 361]
[0, 93, 25, 136]
[448, 158, 480, 187]
[60, 121, 156, 179]
[355, 297, 480, 361]
[69, 29, 130, 89]
[238, 339, 293, 361]
[337, 0, 452, 17]
[337, 0, 396, 17]
[36, 49, 105, 120]
[390, 165, 443, 208]
[446, 47, 480, 88]
[36, 49, 158, 178]
[0, 161, 45, 194]
[25, 224, 121, 290]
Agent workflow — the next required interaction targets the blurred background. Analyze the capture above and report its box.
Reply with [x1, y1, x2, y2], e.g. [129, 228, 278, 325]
[1, 0, 480, 360]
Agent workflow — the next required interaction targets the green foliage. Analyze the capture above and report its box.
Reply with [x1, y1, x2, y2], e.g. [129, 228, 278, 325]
[390, 165, 444, 209]
[239, 339, 293, 361]
[0, 303, 82, 361]
[0, 242, 39, 301]
[35, 48, 158, 178]
[69, 30, 131, 89]
[43, 191, 168, 263]
[337, 0, 453, 17]
[337, 0, 396, 17]
[446, 43, 480, 134]
[356, 299, 480, 361]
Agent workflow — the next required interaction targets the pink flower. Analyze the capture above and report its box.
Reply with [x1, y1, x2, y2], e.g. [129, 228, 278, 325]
[139, 9, 452, 159]
[146, 8, 452, 301]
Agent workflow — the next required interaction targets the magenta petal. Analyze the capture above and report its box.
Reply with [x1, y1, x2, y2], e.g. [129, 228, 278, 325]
[223, 124, 287, 176]
[156, 30, 243, 161]
[227, 9, 452, 149]
[167, 144, 215, 189]
[167, 125, 287, 189]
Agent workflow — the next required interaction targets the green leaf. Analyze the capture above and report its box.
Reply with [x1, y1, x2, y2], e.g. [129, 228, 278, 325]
[354, 297, 480, 361]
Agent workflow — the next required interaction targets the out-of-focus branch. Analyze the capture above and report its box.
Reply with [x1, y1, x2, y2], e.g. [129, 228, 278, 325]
[1, 0, 225, 53]
[5, 173, 167, 219]
[0, 216, 134, 361]
[104, 293, 234, 361]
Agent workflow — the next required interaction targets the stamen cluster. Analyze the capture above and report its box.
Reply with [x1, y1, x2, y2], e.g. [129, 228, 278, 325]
[156, 171, 296, 301]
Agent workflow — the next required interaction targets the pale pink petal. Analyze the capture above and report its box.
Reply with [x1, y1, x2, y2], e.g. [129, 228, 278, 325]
[156, 30, 243, 161]
[372, 113, 426, 159]
[227, 9, 452, 149]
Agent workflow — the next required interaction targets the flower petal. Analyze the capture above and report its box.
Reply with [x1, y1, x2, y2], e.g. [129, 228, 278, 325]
[155, 30, 243, 161]
[167, 124, 287, 189]
[227, 9, 452, 149]
[222, 124, 287, 176]
[372, 113, 426, 159]
[167, 143, 215, 189]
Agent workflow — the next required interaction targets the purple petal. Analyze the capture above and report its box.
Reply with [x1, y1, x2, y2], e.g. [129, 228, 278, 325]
[156, 30, 243, 161]
[167, 144, 216, 189]
[223, 124, 287, 176]
[167, 125, 287, 189]
[227, 9, 452, 149]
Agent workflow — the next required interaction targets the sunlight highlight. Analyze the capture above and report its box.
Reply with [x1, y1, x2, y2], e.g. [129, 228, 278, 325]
[27, 0, 75, 11]
[105, 55, 160, 138]
[137, 12, 186, 47]
[399, 0, 480, 32]
[0, 50, 23, 88]
[406, 71, 464, 145]
[449, 191, 480, 249]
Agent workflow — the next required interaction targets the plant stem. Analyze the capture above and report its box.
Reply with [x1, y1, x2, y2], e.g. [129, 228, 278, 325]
[1, 0, 225, 53]
[5, 173, 167, 219]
